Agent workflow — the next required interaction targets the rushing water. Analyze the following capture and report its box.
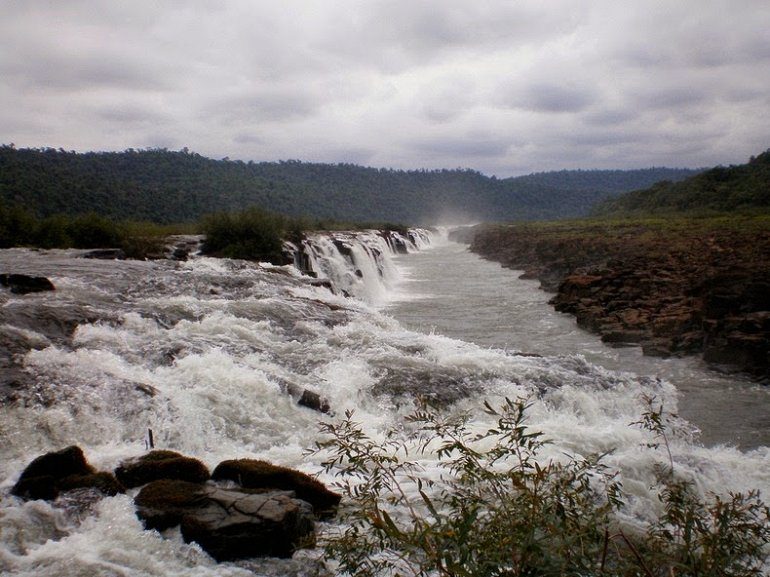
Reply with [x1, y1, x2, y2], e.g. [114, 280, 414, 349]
[387, 233, 770, 449]
[0, 231, 768, 576]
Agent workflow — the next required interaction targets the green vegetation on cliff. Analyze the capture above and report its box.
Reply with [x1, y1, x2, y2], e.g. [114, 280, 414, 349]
[594, 150, 770, 216]
[0, 145, 698, 225]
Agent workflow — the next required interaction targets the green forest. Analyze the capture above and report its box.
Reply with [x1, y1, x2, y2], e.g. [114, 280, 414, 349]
[0, 145, 697, 225]
[594, 149, 770, 216]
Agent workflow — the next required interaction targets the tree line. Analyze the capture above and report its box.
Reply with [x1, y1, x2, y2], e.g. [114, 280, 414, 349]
[0, 145, 698, 225]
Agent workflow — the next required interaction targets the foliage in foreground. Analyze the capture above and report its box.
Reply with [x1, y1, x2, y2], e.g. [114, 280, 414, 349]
[314, 398, 769, 577]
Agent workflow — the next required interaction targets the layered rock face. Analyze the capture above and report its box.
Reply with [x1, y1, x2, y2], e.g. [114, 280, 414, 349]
[469, 219, 770, 379]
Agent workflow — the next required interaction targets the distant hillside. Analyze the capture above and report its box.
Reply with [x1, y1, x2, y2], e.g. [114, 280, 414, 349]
[594, 150, 770, 216]
[0, 146, 698, 224]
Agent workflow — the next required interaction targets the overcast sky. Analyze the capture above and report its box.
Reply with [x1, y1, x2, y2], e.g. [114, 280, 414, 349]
[1, 1, 769, 176]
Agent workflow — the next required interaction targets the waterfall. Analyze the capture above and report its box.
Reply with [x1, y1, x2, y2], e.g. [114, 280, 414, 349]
[284, 228, 433, 304]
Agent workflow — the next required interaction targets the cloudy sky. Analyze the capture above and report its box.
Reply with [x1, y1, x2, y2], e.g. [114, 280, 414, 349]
[2, 1, 769, 176]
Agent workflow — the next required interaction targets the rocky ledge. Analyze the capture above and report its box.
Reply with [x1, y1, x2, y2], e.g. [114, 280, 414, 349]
[467, 217, 770, 380]
[11, 446, 340, 563]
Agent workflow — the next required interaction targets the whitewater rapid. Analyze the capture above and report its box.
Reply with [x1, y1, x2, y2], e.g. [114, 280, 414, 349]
[0, 229, 768, 576]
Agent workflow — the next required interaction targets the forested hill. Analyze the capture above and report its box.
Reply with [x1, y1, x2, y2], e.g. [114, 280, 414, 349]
[593, 150, 770, 216]
[0, 146, 698, 224]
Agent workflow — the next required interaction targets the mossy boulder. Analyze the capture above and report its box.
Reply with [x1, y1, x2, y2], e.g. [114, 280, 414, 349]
[11, 445, 124, 500]
[115, 450, 210, 488]
[212, 459, 340, 517]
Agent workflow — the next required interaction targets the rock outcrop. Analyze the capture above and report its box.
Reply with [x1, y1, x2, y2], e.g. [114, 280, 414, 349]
[80, 248, 127, 260]
[10, 447, 339, 563]
[0, 273, 55, 294]
[115, 450, 210, 488]
[469, 219, 770, 379]
[212, 459, 341, 517]
[11, 446, 124, 500]
[135, 479, 315, 561]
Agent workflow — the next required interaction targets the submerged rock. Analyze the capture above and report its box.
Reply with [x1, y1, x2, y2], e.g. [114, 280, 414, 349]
[80, 248, 126, 260]
[297, 389, 331, 414]
[115, 450, 210, 488]
[135, 479, 315, 561]
[0, 273, 55, 294]
[212, 459, 340, 517]
[11, 446, 124, 500]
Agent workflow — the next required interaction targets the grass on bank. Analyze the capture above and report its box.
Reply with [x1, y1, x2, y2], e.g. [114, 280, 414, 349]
[480, 212, 770, 237]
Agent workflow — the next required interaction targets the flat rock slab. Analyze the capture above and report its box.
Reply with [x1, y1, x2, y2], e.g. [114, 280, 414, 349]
[212, 459, 341, 518]
[135, 479, 315, 561]
[0, 273, 55, 294]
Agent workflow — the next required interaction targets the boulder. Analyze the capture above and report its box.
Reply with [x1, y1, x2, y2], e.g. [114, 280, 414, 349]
[0, 274, 55, 294]
[211, 459, 340, 517]
[171, 247, 189, 261]
[11, 445, 124, 500]
[81, 249, 126, 260]
[298, 389, 330, 414]
[115, 450, 210, 488]
[135, 479, 315, 561]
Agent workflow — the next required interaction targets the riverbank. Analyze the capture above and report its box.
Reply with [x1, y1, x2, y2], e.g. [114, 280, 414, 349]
[465, 216, 770, 380]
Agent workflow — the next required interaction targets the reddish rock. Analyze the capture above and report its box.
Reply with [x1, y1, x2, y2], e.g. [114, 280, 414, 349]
[12, 446, 124, 501]
[470, 219, 770, 378]
[115, 450, 210, 488]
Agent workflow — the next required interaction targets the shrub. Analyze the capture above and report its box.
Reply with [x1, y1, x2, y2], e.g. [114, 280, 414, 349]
[313, 398, 769, 577]
[34, 214, 72, 248]
[65, 213, 124, 249]
[200, 208, 288, 263]
[0, 201, 36, 247]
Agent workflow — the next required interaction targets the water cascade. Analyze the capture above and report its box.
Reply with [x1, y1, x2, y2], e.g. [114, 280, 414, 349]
[0, 228, 767, 576]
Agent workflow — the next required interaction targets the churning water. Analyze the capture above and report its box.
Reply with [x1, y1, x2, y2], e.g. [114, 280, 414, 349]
[0, 229, 768, 576]
[387, 233, 770, 449]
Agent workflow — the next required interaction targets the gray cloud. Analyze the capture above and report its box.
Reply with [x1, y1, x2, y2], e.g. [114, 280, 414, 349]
[509, 83, 597, 114]
[0, 1, 768, 176]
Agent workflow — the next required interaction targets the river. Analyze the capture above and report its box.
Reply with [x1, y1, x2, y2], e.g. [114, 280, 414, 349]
[0, 231, 768, 576]
[387, 234, 770, 449]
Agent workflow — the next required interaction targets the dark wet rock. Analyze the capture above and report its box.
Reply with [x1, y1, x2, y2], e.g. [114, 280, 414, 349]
[171, 247, 189, 261]
[1, 302, 110, 343]
[14, 446, 94, 483]
[211, 459, 340, 517]
[57, 471, 124, 496]
[135, 479, 315, 561]
[81, 248, 126, 260]
[134, 382, 158, 397]
[0, 368, 32, 404]
[297, 389, 330, 414]
[373, 366, 475, 405]
[332, 240, 353, 258]
[115, 450, 210, 488]
[11, 445, 124, 500]
[0, 273, 55, 294]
